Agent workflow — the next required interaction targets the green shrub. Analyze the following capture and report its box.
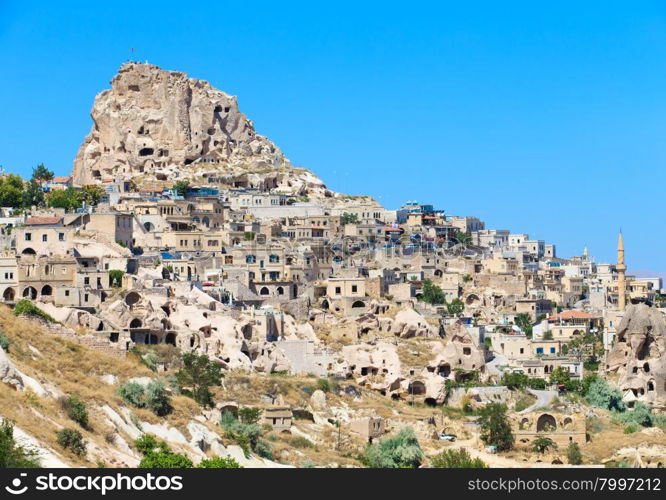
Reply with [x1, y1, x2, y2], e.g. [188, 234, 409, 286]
[430, 448, 487, 468]
[63, 395, 88, 428]
[13, 299, 55, 323]
[500, 372, 529, 390]
[135, 435, 193, 468]
[567, 442, 583, 465]
[316, 378, 331, 393]
[220, 412, 262, 456]
[255, 440, 273, 460]
[361, 427, 423, 468]
[288, 436, 315, 449]
[527, 378, 547, 390]
[144, 381, 172, 416]
[118, 381, 172, 416]
[0, 332, 11, 352]
[140, 352, 158, 372]
[0, 420, 40, 467]
[56, 428, 86, 456]
[614, 403, 653, 428]
[198, 456, 242, 468]
[585, 377, 625, 412]
[118, 382, 146, 407]
[623, 424, 638, 434]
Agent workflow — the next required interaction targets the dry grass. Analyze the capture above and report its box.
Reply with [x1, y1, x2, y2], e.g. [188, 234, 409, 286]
[396, 338, 440, 368]
[0, 305, 219, 466]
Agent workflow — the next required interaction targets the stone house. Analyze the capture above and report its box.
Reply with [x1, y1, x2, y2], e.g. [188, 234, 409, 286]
[17, 254, 77, 300]
[349, 417, 386, 443]
[262, 407, 293, 433]
[0, 251, 18, 302]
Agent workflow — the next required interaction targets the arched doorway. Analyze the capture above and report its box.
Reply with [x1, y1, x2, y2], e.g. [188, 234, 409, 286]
[41, 285, 53, 296]
[351, 300, 366, 309]
[3, 287, 15, 301]
[165, 333, 176, 346]
[260, 287, 270, 296]
[129, 318, 142, 328]
[22, 287, 37, 299]
[536, 414, 557, 432]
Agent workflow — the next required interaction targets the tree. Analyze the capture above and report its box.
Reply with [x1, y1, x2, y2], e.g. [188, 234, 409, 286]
[109, 270, 124, 287]
[477, 403, 514, 451]
[453, 231, 473, 247]
[446, 298, 465, 316]
[341, 213, 359, 225]
[173, 180, 190, 197]
[430, 448, 487, 468]
[237, 407, 261, 425]
[514, 313, 533, 337]
[420, 279, 446, 305]
[22, 180, 45, 209]
[0, 174, 25, 208]
[500, 371, 529, 390]
[531, 435, 557, 454]
[80, 185, 105, 206]
[549, 367, 571, 387]
[175, 353, 223, 407]
[0, 420, 40, 467]
[567, 442, 583, 465]
[31, 164, 54, 182]
[361, 427, 423, 468]
[46, 187, 82, 212]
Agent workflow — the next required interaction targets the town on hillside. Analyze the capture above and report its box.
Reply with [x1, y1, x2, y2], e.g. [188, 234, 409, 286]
[0, 63, 664, 470]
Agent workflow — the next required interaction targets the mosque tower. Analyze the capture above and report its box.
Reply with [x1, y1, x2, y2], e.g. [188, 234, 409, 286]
[616, 232, 626, 311]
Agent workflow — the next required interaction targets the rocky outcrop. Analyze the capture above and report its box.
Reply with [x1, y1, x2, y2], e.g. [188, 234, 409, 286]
[0, 347, 24, 390]
[72, 63, 329, 197]
[391, 308, 438, 339]
[606, 303, 666, 408]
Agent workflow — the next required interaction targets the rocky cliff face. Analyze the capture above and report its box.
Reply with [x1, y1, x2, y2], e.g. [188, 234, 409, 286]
[72, 63, 328, 196]
[606, 304, 666, 408]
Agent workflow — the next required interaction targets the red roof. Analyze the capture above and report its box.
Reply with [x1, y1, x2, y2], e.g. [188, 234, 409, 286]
[25, 216, 63, 226]
[52, 176, 71, 182]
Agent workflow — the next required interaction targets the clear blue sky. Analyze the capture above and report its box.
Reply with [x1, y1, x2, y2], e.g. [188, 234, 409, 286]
[1, 1, 665, 274]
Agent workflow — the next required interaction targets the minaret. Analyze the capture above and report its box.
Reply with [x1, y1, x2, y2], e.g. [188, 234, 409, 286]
[617, 232, 626, 310]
